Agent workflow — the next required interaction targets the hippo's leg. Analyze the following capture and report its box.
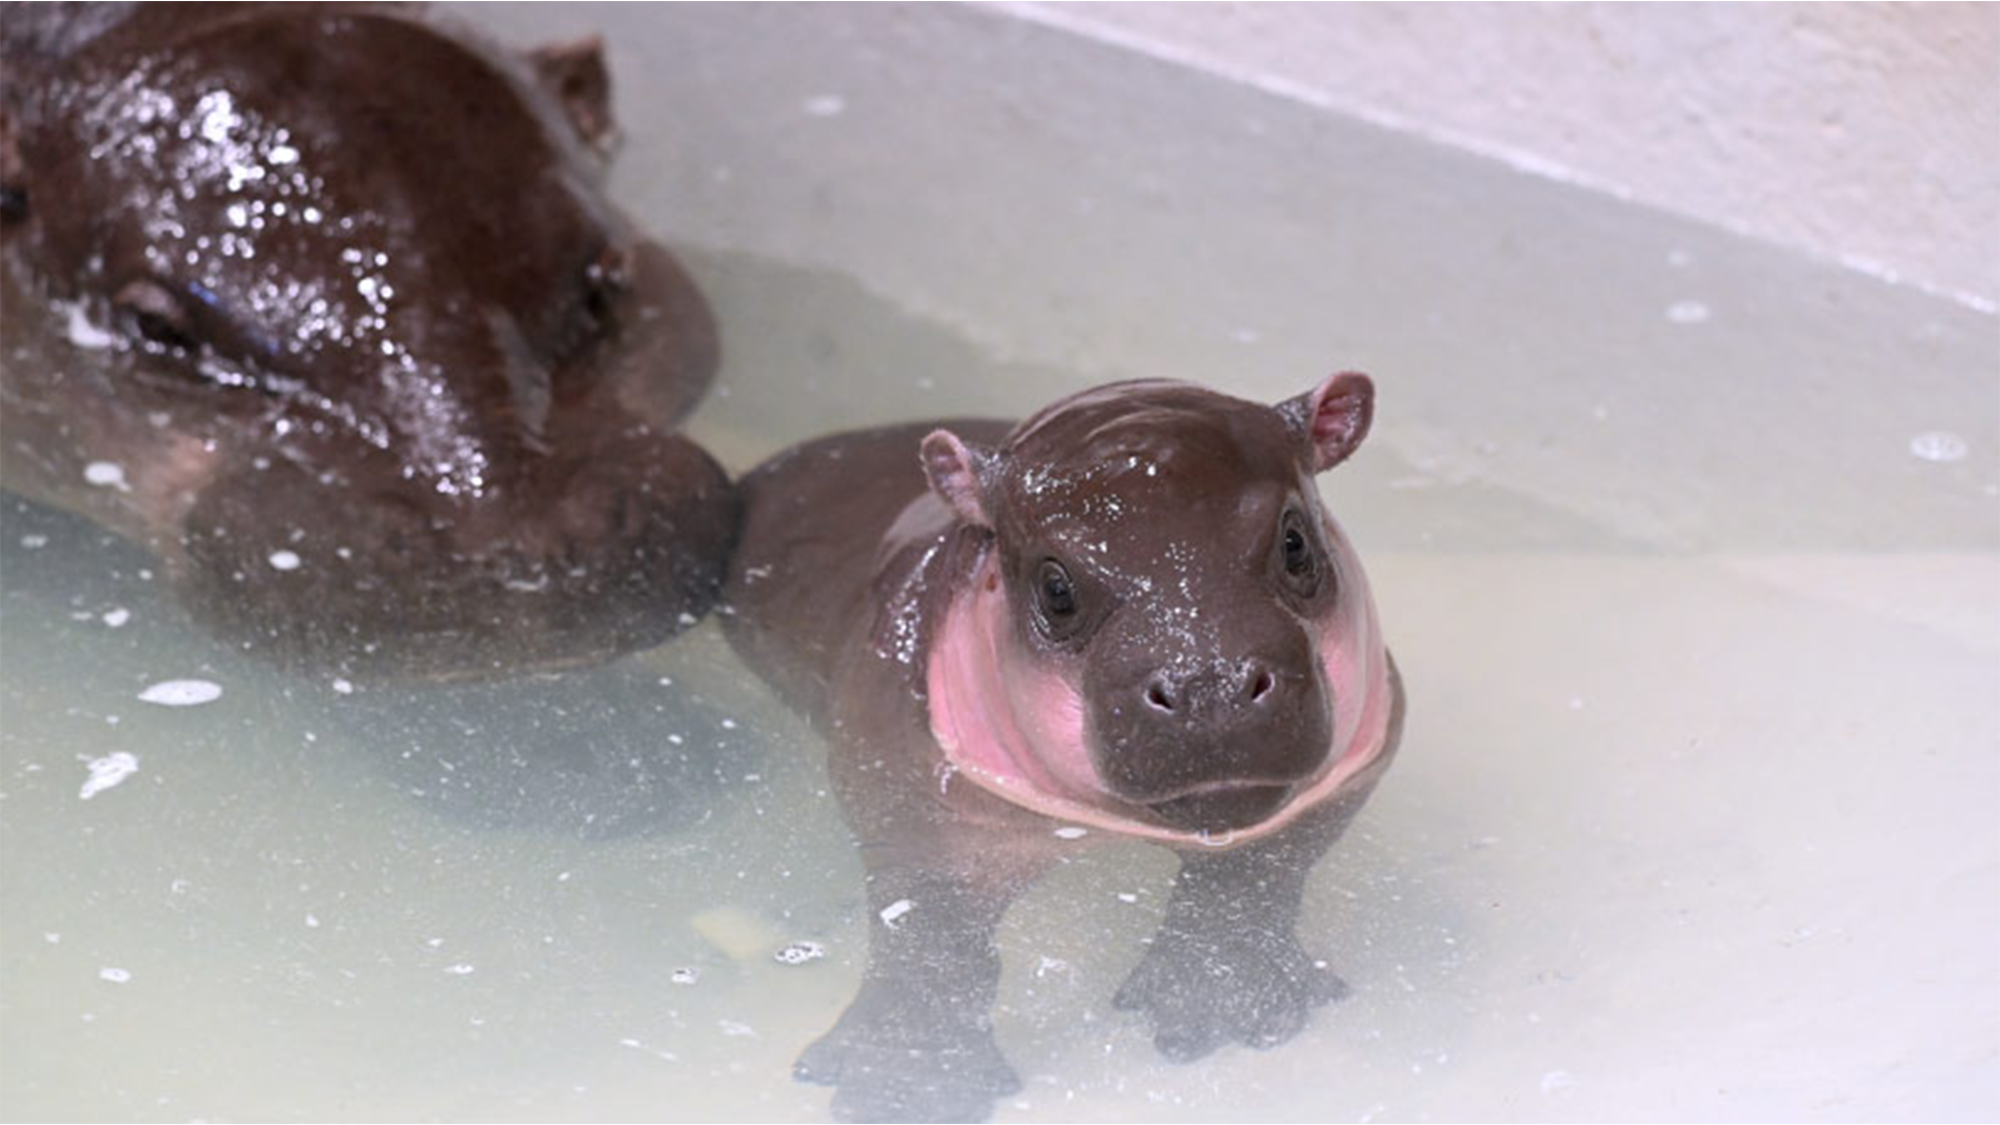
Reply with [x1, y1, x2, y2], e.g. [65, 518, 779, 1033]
[1113, 791, 1363, 1060]
[799, 856, 1043, 1124]
[1117, 670, 1404, 1061]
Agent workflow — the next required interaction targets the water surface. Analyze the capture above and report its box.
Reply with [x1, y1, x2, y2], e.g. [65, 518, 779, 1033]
[3, 5, 1995, 1120]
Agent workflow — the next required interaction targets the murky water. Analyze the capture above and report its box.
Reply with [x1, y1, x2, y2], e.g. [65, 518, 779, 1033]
[4, 5, 1996, 1121]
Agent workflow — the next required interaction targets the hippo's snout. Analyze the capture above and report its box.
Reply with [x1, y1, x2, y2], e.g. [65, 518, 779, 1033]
[1087, 637, 1334, 831]
[1141, 657, 1283, 717]
[176, 422, 738, 682]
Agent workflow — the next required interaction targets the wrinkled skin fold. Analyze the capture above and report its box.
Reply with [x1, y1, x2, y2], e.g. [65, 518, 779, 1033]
[0, 3, 736, 682]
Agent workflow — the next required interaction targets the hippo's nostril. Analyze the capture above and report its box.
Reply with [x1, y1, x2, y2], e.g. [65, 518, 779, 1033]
[1249, 669, 1275, 703]
[1145, 680, 1176, 713]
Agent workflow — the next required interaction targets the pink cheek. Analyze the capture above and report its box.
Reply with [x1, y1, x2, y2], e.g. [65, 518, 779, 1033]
[1004, 662, 1099, 799]
[1316, 544, 1382, 760]
[1320, 641, 1366, 757]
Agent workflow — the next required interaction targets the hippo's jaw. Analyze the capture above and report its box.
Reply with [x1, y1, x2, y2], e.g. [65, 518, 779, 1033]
[1146, 782, 1298, 834]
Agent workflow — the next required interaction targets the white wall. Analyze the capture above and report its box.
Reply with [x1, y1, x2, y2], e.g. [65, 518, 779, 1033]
[999, 2, 2000, 310]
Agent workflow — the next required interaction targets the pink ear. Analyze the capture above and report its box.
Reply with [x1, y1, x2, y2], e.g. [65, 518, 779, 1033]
[920, 429, 994, 527]
[528, 37, 616, 152]
[1288, 371, 1374, 472]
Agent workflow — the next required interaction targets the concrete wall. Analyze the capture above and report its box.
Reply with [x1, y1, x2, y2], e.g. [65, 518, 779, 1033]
[999, 2, 2000, 310]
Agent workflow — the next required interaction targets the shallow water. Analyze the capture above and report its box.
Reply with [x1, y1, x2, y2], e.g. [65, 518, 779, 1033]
[4, 4, 1997, 1121]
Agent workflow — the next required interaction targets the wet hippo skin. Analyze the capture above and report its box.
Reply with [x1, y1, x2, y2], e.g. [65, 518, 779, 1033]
[725, 375, 1404, 1122]
[0, 4, 735, 682]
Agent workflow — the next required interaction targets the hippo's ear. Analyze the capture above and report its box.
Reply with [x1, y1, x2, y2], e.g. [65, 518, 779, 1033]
[1282, 371, 1374, 472]
[920, 429, 996, 528]
[527, 37, 617, 153]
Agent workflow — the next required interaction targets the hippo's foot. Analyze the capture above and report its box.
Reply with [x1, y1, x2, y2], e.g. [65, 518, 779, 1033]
[1113, 924, 1347, 1062]
[796, 988, 1020, 1124]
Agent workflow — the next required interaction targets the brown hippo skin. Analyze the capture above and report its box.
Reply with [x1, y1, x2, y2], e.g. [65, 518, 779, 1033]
[725, 374, 1404, 1122]
[0, 4, 735, 682]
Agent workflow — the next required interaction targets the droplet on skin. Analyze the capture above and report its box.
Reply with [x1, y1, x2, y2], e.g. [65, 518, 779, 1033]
[445, 963, 475, 975]
[267, 549, 302, 571]
[331, 678, 355, 695]
[1053, 826, 1088, 840]
[878, 899, 914, 929]
[99, 967, 132, 984]
[102, 608, 131, 628]
[1909, 431, 1969, 463]
[84, 461, 130, 490]
[65, 303, 117, 349]
[138, 679, 222, 707]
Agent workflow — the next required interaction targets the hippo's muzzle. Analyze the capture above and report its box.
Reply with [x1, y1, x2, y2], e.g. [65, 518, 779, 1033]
[174, 411, 737, 682]
[1086, 639, 1335, 833]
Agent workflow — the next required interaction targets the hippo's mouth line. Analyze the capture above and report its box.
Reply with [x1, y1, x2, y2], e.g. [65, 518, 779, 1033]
[1142, 781, 1299, 834]
[1136, 768, 1320, 804]
[1137, 778, 1299, 807]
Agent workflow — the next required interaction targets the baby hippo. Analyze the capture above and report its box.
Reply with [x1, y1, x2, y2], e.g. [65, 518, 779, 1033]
[725, 374, 1403, 1122]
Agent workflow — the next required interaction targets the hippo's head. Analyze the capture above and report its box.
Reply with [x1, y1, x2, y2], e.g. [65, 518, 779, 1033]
[922, 375, 1392, 842]
[0, 7, 734, 680]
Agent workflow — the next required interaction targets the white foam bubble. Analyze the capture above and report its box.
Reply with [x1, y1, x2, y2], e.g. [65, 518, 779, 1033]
[1909, 431, 1969, 463]
[138, 679, 222, 707]
[79, 752, 140, 800]
[1664, 299, 1711, 324]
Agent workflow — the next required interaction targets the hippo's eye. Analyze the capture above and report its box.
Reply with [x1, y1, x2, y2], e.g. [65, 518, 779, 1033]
[113, 278, 198, 354]
[583, 245, 630, 323]
[1279, 509, 1321, 596]
[1032, 558, 1085, 640]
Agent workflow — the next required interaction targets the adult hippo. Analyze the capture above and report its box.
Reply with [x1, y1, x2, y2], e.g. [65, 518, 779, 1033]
[725, 374, 1403, 1122]
[0, 3, 735, 682]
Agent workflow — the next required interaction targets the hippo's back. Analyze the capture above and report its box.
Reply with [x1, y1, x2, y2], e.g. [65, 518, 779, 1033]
[722, 419, 1010, 720]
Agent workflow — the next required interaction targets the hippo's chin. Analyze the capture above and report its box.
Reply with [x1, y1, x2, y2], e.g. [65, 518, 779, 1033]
[1147, 783, 1296, 833]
